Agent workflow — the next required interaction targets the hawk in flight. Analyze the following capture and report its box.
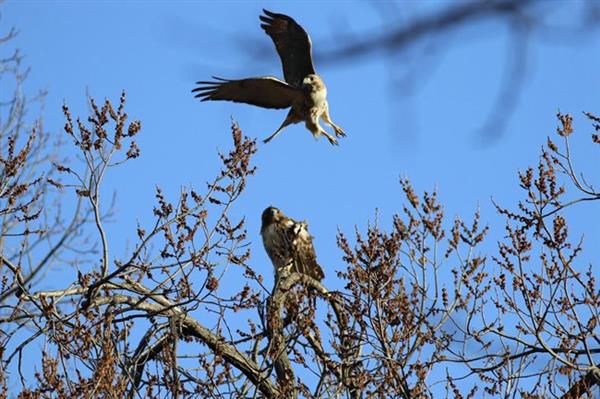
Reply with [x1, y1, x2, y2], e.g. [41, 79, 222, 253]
[261, 206, 324, 282]
[193, 10, 345, 145]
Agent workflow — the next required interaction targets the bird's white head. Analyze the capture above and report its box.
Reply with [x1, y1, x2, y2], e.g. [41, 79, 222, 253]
[302, 74, 324, 92]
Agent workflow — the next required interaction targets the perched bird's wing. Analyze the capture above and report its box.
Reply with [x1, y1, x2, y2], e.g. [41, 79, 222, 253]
[260, 9, 316, 87]
[287, 221, 324, 281]
[192, 77, 300, 109]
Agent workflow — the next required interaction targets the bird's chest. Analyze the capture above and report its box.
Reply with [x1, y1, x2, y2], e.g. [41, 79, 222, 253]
[301, 93, 327, 119]
[307, 89, 326, 108]
[262, 222, 293, 257]
[262, 222, 295, 274]
[262, 224, 281, 249]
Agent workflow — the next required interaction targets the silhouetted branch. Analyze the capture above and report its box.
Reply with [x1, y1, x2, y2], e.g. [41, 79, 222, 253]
[318, 0, 536, 63]
[560, 368, 600, 399]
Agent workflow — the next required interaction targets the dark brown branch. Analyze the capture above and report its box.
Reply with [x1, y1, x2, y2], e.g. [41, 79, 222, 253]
[106, 278, 280, 398]
[559, 368, 600, 399]
[126, 328, 169, 399]
[317, 0, 536, 63]
[266, 272, 360, 398]
[266, 278, 297, 398]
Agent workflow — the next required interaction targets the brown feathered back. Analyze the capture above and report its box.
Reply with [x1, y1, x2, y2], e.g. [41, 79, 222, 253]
[261, 207, 324, 282]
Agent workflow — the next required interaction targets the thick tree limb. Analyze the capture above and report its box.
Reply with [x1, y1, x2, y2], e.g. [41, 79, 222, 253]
[266, 272, 361, 398]
[91, 279, 280, 398]
[560, 368, 600, 399]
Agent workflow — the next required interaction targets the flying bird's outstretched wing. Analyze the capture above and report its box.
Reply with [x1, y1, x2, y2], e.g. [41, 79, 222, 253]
[260, 9, 316, 87]
[194, 11, 344, 145]
[192, 77, 300, 109]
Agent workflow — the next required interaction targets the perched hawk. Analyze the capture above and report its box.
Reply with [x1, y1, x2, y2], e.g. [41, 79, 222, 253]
[193, 9, 345, 145]
[260, 206, 324, 282]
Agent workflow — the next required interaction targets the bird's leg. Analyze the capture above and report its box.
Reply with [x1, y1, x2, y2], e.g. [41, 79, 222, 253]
[321, 105, 346, 138]
[263, 111, 297, 144]
[321, 130, 338, 146]
[263, 123, 289, 144]
[306, 115, 338, 146]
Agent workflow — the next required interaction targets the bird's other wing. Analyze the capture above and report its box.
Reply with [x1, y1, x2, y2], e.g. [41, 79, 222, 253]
[289, 221, 324, 281]
[260, 9, 316, 87]
[192, 77, 300, 109]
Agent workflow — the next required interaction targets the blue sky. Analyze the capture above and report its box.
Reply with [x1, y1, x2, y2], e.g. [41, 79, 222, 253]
[3, 0, 600, 393]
